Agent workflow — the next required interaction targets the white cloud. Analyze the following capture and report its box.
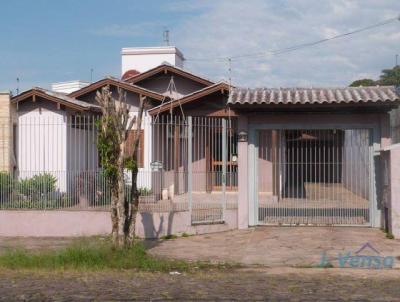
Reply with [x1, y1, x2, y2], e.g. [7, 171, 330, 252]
[173, 0, 400, 87]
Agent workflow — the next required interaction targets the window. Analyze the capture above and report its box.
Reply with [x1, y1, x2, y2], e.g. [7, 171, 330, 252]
[126, 130, 144, 168]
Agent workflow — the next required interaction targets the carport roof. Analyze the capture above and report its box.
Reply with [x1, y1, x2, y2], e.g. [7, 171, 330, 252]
[228, 86, 400, 105]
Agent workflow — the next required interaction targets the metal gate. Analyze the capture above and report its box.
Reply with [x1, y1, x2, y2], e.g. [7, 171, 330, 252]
[151, 116, 238, 225]
[256, 129, 372, 226]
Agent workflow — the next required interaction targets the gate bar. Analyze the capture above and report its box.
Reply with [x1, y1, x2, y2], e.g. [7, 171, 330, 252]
[222, 118, 227, 221]
[188, 116, 193, 222]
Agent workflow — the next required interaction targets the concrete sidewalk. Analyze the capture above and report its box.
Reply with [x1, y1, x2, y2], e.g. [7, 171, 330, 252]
[1, 227, 399, 269]
[148, 227, 400, 268]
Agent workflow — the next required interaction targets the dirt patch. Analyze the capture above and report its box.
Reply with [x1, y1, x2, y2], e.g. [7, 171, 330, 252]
[0, 237, 75, 253]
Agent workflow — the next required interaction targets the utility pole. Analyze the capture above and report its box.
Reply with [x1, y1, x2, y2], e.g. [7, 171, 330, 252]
[90, 68, 94, 83]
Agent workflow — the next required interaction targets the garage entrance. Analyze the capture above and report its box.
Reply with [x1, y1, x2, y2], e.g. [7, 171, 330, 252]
[256, 129, 372, 226]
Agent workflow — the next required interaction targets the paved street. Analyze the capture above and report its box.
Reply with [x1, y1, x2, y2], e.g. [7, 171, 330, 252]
[1, 227, 400, 300]
[1, 268, 400, 301]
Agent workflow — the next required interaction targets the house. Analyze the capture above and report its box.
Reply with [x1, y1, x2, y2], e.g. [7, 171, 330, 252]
[1, 46, 400, 238]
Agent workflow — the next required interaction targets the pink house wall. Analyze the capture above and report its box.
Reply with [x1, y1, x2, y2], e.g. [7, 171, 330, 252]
[0, 209, 237, 238]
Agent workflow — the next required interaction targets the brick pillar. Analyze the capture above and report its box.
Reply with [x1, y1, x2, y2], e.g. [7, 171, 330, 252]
[0, 92, 12, 172]
[237, 116, 248, 229]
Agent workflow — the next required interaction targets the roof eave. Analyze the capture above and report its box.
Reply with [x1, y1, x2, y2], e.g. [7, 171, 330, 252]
[11, 89, 96, 112]
[148, 82, 230, 116]
[125, 64, 214, 86]
[68, 78, 165, 101]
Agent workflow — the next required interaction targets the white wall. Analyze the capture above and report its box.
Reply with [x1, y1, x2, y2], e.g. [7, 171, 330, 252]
[121, 46, 184, 74]
[17, 108, 68, 191]
[52, 81, 90, 94]
[66, 123, 98, 171]
[342, 129, 370, 200]
[124, 111, 153, 190]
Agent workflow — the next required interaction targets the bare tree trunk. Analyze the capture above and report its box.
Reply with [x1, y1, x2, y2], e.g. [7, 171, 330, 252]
[125, 166, 139, 246]
[96, 86, 146, 249]
[110, 187, 119, 248]
[117, 164, 125, 247]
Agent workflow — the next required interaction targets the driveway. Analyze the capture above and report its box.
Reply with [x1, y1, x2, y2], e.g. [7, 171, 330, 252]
[148, 227, 400, 268]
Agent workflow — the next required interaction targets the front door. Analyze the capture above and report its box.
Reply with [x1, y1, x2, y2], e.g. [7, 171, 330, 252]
[206, 121, 238, 192]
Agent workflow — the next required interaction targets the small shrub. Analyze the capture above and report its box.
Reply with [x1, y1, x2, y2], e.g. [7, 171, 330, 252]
[0, 172, 14, 203]
[18, 173, 57, 199]
[316, 262, 334, 268]
[161, 234, 178, 240]
[138, 187, 152, 196]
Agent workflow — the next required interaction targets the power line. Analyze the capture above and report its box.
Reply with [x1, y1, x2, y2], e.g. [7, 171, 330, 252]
[186, 15, 399, 62]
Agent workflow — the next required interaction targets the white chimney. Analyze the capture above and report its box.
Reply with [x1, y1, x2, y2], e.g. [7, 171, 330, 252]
[51, 80, 90, 94]
[121, 46, 184, 75]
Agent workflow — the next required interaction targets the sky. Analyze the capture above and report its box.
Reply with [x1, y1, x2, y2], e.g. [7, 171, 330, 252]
[0, 0, 399, 93]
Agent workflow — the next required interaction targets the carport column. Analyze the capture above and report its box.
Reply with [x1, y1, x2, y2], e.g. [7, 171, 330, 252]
[380, 113, 391, 148]
[389, 146, 400, 238]
[375, 113, 391, 228]
[237, 116, 249, 229]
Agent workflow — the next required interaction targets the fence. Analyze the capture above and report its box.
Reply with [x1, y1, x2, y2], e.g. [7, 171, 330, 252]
[257, 128, 371, 225]
[0, 114, 238, 224]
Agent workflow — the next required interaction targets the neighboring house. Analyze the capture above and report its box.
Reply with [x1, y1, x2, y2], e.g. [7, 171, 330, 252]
[3, 49, 223, 203]
[1, 46, 400, 237]
[10, 88, 101, 191]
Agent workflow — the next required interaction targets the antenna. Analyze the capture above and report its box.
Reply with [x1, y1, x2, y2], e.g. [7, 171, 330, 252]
[163, 29, 170, 46]
[396, 54, 399, 67]
[90, 68, 94, 83]
[16, 78, 20, 95]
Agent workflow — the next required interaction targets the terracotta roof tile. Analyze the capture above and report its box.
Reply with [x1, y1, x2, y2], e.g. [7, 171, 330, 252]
[228, 86, 400, 105]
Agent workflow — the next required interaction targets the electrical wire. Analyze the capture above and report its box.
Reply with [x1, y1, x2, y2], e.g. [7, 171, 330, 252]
[185, 16, 399, 62]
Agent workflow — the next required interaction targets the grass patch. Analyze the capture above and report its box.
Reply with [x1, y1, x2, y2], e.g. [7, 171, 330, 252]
[0, 238, 229, 272]
[315, 262, 334, 268]
[386, 233, 395, 240]
[161, 234, 178, 240]
[295, 262, 335, 269]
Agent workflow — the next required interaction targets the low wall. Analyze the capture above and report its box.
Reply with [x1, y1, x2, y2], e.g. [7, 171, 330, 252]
[381, 144, 400, 238]
[0, 209, 238, 238]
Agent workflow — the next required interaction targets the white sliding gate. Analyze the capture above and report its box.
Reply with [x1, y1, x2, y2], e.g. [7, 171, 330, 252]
[151, 116, 238, 225]
[255, 128, 372, 226]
